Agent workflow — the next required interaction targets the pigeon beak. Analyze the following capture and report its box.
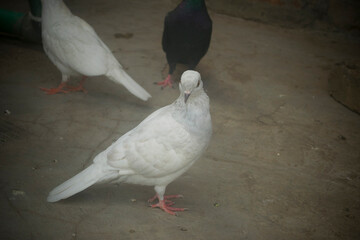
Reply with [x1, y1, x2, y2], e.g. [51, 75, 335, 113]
[184, 91, 191, 103]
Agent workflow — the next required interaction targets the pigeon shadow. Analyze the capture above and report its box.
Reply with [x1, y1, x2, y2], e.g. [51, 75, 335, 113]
[57, 183, 154, 206]
[0, 35, 43, 52]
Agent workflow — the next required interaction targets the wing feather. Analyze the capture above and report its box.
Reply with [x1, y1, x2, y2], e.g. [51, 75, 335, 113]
[106, 105, 197, 178]
[43, 15, 112, 76]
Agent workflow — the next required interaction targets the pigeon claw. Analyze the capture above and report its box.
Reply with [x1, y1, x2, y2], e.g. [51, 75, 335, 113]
[155, 74, 173, 89]
[40, 78, 88, 95]
[150, 200, 186, 216]
[66, 84, 88, 93]
[40, 83, 69, 95]
[65, 79, 87, 93]
[148, 194, 186, 215]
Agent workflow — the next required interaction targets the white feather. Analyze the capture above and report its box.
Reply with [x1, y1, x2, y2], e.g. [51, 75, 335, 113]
[41, 0, 151, 101]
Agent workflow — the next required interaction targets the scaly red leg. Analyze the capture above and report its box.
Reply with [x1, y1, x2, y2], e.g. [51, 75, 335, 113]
[40, 82, 69, 95]
[155, 74, 173, 89]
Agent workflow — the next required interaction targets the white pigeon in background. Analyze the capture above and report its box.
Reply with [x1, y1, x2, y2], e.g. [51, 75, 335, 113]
[40, 0, 151, 101]
[47, 70, 212, 215]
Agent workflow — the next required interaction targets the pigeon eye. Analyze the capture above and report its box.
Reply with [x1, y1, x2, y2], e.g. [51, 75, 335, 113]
[196, 80, 200, 88]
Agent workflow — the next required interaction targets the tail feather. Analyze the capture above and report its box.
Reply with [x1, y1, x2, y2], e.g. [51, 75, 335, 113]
[106, 67, 151, 101]
[47, 165, 103, 202]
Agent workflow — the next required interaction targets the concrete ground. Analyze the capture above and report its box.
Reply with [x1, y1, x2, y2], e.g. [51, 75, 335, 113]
[1, 0, 360, 239]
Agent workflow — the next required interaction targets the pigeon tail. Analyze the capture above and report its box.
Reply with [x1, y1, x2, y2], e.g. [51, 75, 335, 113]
[106, 67, 151, 101]
[47, 164, 104, 202]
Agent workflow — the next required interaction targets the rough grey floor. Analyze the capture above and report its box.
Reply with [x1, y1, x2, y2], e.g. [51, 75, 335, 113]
[1, 0, 360, 239]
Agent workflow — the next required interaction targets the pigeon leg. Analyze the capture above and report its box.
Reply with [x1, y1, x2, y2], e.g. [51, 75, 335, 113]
[148, 194, 183, 203]
[148, 194, 158, 203]
[155, 74, 173, 89]
[40, 82, 70, 95]
[66, 77, 88, 93]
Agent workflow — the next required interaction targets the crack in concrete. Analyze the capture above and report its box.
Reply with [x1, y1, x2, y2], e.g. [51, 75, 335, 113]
[256, 103, 286, 126]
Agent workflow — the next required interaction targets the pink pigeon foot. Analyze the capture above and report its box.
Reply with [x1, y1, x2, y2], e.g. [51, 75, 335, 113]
[151, 199, 187, 215]
[40, 82, 69, 95]
[148, 194, 186, 215]
[155, 74, 173, 89]
[66, 78, 87, 93]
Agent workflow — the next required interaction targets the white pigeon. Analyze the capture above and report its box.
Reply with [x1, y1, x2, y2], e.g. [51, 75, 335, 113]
[40, 0, 151, 101]
[47, 70, 212, 215]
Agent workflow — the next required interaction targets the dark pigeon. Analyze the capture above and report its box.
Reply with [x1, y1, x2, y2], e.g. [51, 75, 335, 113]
[157, 0, 212, 88]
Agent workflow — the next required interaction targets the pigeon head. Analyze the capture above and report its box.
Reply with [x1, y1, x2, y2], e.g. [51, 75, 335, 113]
[179, 70, 203, 103]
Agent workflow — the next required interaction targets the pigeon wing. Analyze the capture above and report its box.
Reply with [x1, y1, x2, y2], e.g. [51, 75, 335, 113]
[161, 13, 171, 53]
[43, 15, 111, 76]
[106, 107, 197, 178]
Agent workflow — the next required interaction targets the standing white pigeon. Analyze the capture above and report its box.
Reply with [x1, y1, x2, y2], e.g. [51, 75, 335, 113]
[40, 0, 151, 101]
[47, 70, 212, 215]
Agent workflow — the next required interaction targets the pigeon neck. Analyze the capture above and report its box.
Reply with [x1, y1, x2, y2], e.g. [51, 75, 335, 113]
[174, 91, 211, 137]
[180, 0, 206, 9]
[42, 0, 72, 21]
[173, 90, 210, 128]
